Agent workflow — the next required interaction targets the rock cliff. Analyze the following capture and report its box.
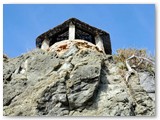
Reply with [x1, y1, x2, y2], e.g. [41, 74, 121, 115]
[3, 40, 155, 116]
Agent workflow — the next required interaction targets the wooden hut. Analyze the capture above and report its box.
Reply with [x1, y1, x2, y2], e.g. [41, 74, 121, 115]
[36, 18, 112, 54]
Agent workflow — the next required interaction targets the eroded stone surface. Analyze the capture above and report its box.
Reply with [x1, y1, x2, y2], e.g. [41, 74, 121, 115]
[3, 40, 105, 116]
[3, 40, 155, 116]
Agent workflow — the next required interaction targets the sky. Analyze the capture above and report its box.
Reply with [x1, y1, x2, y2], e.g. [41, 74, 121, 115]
[3, 4, 155, 58]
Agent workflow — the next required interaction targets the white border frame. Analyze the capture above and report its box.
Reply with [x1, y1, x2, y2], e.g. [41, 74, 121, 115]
[0, 0, 159, 120]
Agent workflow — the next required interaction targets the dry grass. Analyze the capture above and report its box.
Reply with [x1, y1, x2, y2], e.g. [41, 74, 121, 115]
[113, 48, 155, 74]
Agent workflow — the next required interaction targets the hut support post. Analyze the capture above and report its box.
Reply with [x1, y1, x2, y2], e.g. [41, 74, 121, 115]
[95, 35, 105, 52]
[41, 39, 49, 50]
[69, 22, 75, 40]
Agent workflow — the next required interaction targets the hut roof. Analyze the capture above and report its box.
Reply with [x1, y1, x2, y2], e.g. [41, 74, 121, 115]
[36, 18, 109, 39]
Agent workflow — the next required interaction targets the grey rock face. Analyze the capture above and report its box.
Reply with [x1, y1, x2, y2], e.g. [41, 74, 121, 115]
[139, 72, 155, 101]
[3, 41, 155, 116]
[127, 73, 155, 116]
[3, 43, 104, 116]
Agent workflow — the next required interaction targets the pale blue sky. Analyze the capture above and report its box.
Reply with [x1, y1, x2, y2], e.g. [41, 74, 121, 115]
[3, 4, 155, 57]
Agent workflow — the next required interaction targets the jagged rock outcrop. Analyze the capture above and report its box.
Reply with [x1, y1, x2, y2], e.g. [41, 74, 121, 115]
[3, 40, 155, 116]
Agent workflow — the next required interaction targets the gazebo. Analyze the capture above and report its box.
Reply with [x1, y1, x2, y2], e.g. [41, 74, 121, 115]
[36, 18, 112, 54]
